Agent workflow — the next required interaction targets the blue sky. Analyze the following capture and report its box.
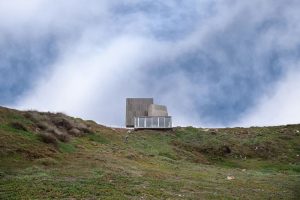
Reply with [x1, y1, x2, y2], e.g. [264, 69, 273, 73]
[1, 0, 300, 127]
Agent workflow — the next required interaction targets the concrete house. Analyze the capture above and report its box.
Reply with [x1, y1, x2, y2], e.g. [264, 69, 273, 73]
[126, 98, 172, 129]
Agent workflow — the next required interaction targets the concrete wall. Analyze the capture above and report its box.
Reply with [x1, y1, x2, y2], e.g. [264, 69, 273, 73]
[126, 98, 153, 127]
[148, 104, 168, 117]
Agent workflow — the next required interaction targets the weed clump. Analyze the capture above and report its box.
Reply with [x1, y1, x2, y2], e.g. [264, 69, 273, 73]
[46, 127, 71, 142]
[9, 122, 27, 131]
[69, 128, 82, 136]
[38, 132, 58, 146]
[55, 133, 71, 143]
[51, 117, 73, 130]
[23, 111, 93, 145]
[36, 121, 49, 130]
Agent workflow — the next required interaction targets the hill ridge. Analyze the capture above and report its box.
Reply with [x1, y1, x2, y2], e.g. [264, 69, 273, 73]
[0, 106, 299, 199]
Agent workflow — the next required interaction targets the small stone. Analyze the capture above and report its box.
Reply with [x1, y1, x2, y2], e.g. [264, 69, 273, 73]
[242, 169, 246, 172]
[227, 176, 235, 180]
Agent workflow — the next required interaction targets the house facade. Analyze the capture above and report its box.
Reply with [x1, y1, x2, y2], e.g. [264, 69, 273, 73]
[126, 98, 172, 129]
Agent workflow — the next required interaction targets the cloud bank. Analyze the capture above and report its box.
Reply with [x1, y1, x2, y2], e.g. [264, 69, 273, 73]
[1, 0, 300, 127]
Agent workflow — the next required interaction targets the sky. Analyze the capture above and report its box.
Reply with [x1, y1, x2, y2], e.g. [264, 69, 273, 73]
[1, 0, 300, 127]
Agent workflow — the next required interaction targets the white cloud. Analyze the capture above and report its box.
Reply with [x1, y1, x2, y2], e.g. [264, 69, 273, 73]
[1, 0, 300, 127]
[237, 67, 300, 127]
[17, 35, 164, 123]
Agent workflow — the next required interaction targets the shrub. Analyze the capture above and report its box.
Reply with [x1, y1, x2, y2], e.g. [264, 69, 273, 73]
[38, 132, 58, 146]
[10, 122, 27, 131]
[23, 112, 32, 119]
[36, 122, 50, 130]
[47, 127, 71, 142]
[51, 117, 73, 130]
[69, 128, 83, 136]
[76, 122, 91, 134]
[56, 133, 71, 143]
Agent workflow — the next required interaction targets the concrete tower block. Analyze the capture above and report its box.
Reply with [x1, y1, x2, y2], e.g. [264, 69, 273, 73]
[126, 98, 153, 127]
[148, 104, 168, 117]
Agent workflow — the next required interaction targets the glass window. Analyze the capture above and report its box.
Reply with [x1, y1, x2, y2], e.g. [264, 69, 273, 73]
[165, 118, 171, 128]
[135, 117, 172, 128]
[139, 118, 145, 128]
[159, 117, 164, 128]
[153, 117, 158, 128]
[146, 118, 151, 128]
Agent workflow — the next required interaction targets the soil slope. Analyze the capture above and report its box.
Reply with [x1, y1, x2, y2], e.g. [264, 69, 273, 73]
[0, 106, 299, 199]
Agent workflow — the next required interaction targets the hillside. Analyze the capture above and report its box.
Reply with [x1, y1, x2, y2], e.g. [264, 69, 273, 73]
[0, 106, 299, 199]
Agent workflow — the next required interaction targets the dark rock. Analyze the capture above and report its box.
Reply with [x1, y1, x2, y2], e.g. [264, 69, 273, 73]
[221, 146, 231, 155]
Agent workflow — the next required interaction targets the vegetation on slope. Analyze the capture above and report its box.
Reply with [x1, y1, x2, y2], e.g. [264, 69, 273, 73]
[0, 106, 299, 199]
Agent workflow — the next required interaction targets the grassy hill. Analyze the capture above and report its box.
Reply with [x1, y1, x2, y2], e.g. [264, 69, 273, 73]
[0, 106, 299, 199]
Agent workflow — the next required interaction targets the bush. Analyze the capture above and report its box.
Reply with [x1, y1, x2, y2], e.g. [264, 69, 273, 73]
[69, 128, 83, 136]
[10, 122, 27, 131]
[56, 133, 71, 143]
[46, 127, 71, 142]
[36, 122, 50, 130]
[51, 118, 73, 130]
[76, 122, 91, 134]
[23, 112, 32, 119]
[38, 132, 58, 146]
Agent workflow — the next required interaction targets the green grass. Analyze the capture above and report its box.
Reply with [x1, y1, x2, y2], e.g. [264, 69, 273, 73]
[1, 107, 300, 199]
[58, 142, 76, 153]
[87, 132, 110, 144]
[0, 124, 36, 140]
